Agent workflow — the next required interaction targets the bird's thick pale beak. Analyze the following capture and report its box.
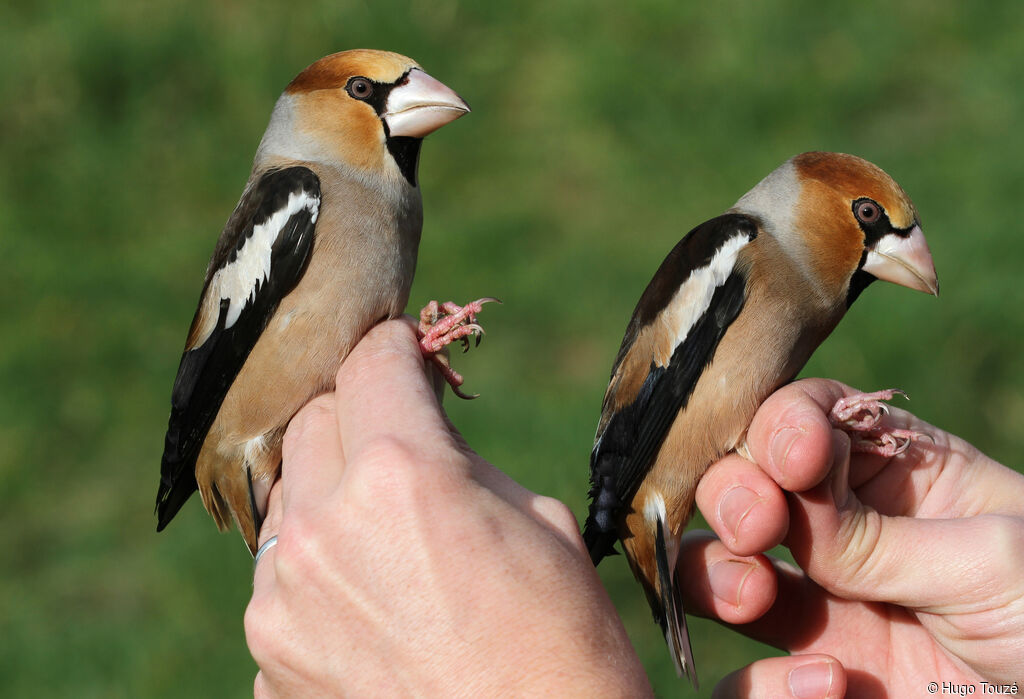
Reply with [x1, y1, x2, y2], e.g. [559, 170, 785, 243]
[862, 224, 939, 296]
[384, 68, 470, 138]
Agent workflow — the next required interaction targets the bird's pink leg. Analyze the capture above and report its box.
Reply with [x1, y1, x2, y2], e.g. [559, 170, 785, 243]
[829, 389, 932, 457]
[417, 297, 500, 400]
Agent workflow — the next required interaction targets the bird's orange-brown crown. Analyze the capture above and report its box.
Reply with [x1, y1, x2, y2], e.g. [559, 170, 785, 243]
[286, 49, 419, 94]
[794, 151, 918, 229]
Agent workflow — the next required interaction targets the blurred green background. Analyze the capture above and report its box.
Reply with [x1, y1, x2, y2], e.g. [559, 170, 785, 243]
[2, 0, 1022, 696]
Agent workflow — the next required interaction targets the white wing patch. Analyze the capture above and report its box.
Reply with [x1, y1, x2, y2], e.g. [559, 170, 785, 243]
[216, 190, 319, 329]
[655, 234, 749, 368]
[190, 190, 319, 349]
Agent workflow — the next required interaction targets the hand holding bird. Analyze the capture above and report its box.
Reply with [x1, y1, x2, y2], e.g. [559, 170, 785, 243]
[246, 320, 652, 698]
[683, 378, 1024, 696]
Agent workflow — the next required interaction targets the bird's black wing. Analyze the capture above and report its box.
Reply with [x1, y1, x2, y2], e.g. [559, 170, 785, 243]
[584, 213, 758, 563]
[156, 167, 321, 530]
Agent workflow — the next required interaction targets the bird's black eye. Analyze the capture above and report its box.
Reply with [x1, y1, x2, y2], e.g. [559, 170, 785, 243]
[853, 199, 882, 224]
[346, 77, 374, 100]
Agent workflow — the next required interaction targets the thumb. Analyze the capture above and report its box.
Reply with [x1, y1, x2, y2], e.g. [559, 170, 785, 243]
[785, 429, 1014, 614]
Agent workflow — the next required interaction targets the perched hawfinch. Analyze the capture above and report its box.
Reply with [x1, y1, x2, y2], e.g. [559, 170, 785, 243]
[156, 50, 481, 553]
[583, 152, 939, 684]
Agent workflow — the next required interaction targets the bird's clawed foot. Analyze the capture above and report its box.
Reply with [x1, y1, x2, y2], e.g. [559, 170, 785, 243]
[829, 389, 932, 457]
[418, 298, 500, 400]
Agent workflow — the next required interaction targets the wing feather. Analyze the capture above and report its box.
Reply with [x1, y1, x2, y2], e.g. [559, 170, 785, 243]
[156, 167, 320, 529]
[584, 214, 758, 563]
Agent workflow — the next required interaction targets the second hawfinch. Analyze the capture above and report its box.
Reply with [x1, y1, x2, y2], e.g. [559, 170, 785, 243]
[156, 50, 486, 553]
[583, 152, 939, 684]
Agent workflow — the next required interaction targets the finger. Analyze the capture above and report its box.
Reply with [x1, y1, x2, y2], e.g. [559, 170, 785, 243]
[252, 480, 284, 592]
[333, 319, 458, 465]
[787, 430, 1024, 612]
[280, 393, 345, 514]
[743, 378, 967, 517]
[258, 479, 285, 546]
[744, 378, 931, 494]
[677, 531, 777, 626]
[696, 453, 789, 556]
[712, 655, 846, 699]
[743, 379, 844, 492]
[695, 545, 846, 651]
[679, 529, 886, 654]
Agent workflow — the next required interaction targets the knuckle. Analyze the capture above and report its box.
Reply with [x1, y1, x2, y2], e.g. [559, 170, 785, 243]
[244, 596, 278, 663]
[243, 598, 262, 641]
[533, 495, 580, 537]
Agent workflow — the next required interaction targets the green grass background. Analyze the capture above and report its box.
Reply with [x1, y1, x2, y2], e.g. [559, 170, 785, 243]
[2, 0, 1022, 696]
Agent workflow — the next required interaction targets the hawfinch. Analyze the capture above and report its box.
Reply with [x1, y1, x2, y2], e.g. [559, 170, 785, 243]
[583, 152, 939, 684]
[156, 50, 481, 553]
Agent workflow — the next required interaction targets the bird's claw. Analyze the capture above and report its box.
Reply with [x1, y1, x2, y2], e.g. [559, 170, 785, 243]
[425, 350, 479, 400]
[417, 297, 500, 399]
[829, 389, 930, 456]
[849, 428, 931, 457]
[830, 389, 907, 430]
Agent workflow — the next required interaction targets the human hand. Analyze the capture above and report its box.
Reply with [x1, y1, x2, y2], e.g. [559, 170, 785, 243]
[681, 378, 1024, 697]
[245, 319, 651, 698]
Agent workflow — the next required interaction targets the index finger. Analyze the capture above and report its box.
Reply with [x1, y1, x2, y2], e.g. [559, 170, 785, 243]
[333, 318, 457, 465]
[742, 379, 847, 492]
[280, 393, 345, 515]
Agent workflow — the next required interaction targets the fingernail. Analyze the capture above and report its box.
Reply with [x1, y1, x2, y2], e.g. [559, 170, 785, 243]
[788, 660, 834, 698]
[708, 559, 756, 608]
[771, 427, 802, 476]
[718, 486, 762, 541]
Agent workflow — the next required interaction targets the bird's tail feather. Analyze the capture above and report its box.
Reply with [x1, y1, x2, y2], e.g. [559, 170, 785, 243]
[655, 516, 698, 689]
[197, 467, 259, 554]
